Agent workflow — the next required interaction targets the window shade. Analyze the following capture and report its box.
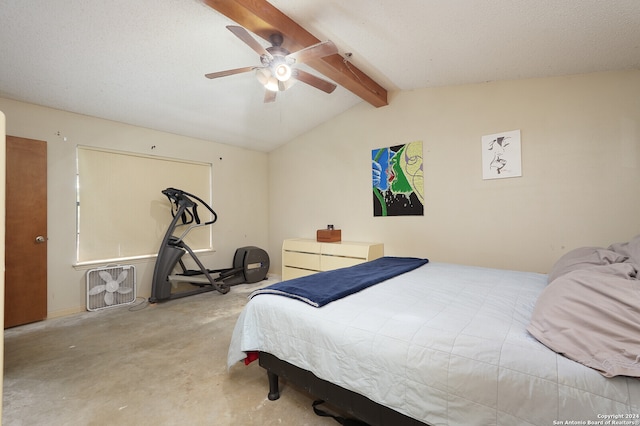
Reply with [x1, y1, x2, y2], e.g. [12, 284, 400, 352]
[76, 147, 212, 263]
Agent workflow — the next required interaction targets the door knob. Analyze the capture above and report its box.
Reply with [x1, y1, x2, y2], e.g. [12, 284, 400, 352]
[35, 235, 46, 243]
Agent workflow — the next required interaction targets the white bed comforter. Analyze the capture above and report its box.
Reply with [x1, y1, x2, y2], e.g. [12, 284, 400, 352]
[228, 262, 640, 426]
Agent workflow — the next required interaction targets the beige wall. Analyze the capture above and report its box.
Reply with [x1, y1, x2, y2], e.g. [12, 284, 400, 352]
[268, 70, 640, 274]
[2, 70, 639, 316]
[0, 98, 269, 317]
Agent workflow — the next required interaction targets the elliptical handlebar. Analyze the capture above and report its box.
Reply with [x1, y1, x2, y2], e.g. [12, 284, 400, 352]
[162, 187, 218, 226]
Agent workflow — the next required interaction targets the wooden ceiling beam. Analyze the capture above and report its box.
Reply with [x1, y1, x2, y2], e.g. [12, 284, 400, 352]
[203, 0, 388, 107]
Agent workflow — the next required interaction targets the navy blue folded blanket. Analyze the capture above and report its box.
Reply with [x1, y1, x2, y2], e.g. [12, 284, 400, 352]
[249, 256, 429, 307]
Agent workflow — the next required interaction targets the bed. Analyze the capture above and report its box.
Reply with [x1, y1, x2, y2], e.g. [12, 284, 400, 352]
[228, 238, 640, 425]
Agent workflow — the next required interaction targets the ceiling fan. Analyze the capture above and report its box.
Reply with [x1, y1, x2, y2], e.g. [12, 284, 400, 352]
[205, 25, 339, 103]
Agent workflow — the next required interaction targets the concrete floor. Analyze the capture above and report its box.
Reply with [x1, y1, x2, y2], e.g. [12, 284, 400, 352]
[2, 278, 337, 425]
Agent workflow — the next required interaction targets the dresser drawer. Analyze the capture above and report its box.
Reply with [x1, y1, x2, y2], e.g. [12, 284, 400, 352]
[282, 251, 320, 271]
[283, 239, 322, 254]
[281, 238, 384, 281]
[282, 266, 317, 281]
[321, 255, 366, 271]
[321, 242, 372, 258]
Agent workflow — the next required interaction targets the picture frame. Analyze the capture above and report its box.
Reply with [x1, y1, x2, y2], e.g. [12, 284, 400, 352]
[481, 130, 522, 179]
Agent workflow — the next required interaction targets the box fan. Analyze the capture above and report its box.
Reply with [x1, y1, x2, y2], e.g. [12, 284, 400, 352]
[86, 264, 136, 311]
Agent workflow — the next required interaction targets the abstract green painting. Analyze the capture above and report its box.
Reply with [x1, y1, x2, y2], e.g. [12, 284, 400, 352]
[372, 141, 424, 216]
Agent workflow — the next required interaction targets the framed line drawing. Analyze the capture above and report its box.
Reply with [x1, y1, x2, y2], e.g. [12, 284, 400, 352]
[481, 129, 522, 179]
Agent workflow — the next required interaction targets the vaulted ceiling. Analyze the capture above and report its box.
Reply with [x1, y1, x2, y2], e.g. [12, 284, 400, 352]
[1, 0, 639, 152]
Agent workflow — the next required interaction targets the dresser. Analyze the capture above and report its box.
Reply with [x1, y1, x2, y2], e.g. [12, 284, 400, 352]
[282, 238, 384, 280]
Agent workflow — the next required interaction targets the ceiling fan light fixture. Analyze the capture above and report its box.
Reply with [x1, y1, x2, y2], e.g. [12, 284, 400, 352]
[256, 68, 277, 91]
[274, 62, 292, 82]
[265, 77, 280, 92]
[256, 68, 269, 84]
[257, 67, 295, 91]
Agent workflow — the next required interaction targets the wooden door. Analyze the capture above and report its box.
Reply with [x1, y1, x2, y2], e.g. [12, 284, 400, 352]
[4, 136, 47, 328]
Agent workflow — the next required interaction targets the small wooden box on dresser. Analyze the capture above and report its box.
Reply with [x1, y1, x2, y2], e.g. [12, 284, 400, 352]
[282, 238, 384, 280]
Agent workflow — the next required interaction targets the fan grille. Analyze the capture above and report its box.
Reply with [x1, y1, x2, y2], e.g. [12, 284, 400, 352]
[86, 265, 136, 311]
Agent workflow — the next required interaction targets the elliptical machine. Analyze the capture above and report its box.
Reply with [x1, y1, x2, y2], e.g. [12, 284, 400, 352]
[149, 188, 269, 303]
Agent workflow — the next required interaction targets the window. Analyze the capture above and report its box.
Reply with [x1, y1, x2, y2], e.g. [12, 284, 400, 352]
[76, 146, 212, 264]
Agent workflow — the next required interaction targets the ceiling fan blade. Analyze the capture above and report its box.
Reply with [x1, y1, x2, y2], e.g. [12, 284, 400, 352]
[287, 41, 338, 64]
[205, 66, 256, 79]
[292, 69, 337, 94]
[264, 90, 277, 103]
[226, 25, 273, 60]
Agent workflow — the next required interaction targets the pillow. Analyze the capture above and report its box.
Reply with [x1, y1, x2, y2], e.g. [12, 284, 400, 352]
[609, 234, 640, 265]
[547, 246, 627, 283]
[528, 264, 640, 377]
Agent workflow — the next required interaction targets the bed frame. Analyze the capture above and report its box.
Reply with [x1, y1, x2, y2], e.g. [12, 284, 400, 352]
[259, 351, 428, 426]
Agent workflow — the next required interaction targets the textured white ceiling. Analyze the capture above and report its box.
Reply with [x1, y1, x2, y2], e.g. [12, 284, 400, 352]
[1, 0, 639, 152]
